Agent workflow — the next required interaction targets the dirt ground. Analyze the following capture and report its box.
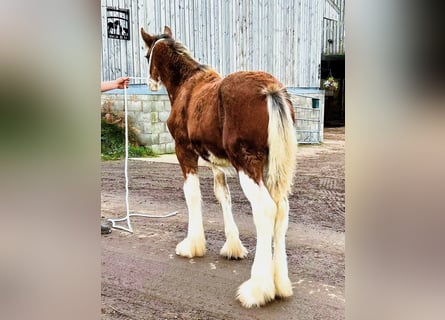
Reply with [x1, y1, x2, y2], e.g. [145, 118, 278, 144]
[101, 127, 345, 320]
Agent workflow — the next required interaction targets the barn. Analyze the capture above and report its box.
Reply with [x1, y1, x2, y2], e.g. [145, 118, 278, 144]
[321, 0, 345, 126]
[101, 0, 345, 152]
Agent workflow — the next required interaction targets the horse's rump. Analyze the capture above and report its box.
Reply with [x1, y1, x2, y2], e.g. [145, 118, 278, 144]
[218, 71, 296, 192]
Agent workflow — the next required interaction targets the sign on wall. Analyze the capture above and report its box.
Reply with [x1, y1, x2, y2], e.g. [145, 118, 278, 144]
[106, 8, 130, 40]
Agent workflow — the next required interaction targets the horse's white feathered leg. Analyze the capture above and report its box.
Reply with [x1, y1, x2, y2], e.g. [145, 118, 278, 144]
[236, 171, 276, 308]
[265, 87, 296, 299]
[176, 173, 206, 257]
[273, 198, 293, 297]
[212, 167, 248, 259]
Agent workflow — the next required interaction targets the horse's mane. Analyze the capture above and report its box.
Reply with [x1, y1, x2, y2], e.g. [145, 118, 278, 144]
[164, 37, 212, 72]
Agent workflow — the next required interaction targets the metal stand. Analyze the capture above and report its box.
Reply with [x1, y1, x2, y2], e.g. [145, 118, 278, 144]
[107, 77, 177, 233]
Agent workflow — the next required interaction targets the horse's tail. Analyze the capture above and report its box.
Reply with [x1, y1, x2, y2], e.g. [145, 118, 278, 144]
[263, 85, 297, 201]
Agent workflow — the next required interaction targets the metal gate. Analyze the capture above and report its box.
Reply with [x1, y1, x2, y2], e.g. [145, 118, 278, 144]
[290, 93, 323, 144]
[295, 105, 322, 144]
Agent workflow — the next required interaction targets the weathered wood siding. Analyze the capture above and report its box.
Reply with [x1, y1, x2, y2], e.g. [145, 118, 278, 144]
[101, 0, 324, 88]
[322, 0, 345, 55]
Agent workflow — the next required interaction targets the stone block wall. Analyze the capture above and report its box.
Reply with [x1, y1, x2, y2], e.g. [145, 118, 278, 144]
[101, 87, 175, 154]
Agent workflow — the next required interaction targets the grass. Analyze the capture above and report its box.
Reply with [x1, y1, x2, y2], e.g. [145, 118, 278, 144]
[101, 119, 157, 160]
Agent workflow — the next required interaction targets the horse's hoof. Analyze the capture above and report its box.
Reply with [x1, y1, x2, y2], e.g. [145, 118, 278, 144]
[274, 275, 293, 298]
[220, 238, 248, 259]
[175, 237, 206, 258]
[236, 278, 275, 308]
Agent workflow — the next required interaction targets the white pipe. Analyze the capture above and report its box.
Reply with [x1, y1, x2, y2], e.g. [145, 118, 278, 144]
[108, 77, 177, 233]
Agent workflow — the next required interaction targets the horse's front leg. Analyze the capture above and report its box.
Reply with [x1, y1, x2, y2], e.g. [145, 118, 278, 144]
[176, 153, 206, 258]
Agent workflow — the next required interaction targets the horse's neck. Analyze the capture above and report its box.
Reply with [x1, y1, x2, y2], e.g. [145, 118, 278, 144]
[161, 59, 202, 102]
[168, 71, 221, 118]
[163, 71, 197, 105]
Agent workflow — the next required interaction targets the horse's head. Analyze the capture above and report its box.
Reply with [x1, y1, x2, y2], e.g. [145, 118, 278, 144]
[141, 26, 173, 91]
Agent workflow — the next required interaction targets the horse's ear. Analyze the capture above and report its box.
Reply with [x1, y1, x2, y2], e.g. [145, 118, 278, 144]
[164, 26, 172, 38]
[140, 27, 155, 46]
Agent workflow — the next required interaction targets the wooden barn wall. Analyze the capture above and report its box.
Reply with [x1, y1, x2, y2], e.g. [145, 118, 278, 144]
[322, 0, 345, 55]
[101, 0, 323, 88]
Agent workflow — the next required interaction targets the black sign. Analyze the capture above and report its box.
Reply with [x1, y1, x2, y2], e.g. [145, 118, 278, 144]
[107, 8, 130, 40]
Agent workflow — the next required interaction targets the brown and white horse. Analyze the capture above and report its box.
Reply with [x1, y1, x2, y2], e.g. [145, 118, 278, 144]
[141, 26, 297, 308]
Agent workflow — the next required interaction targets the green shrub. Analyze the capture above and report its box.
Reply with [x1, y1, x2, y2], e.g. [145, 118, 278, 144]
[101, 119, 157, 160]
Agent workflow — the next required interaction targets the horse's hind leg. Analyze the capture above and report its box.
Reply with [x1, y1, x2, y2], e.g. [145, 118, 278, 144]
[273, 198, 293, 298]
[236, 171, 276, 308]
[212, 166, 248, 259]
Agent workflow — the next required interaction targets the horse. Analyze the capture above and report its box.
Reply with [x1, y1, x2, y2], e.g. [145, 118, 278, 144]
[141, 26, 297, 308]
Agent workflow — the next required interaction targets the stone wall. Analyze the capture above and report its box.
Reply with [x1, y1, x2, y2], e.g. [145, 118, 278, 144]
[101, 86, 175, 154]
[101, 86, 324, 155]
